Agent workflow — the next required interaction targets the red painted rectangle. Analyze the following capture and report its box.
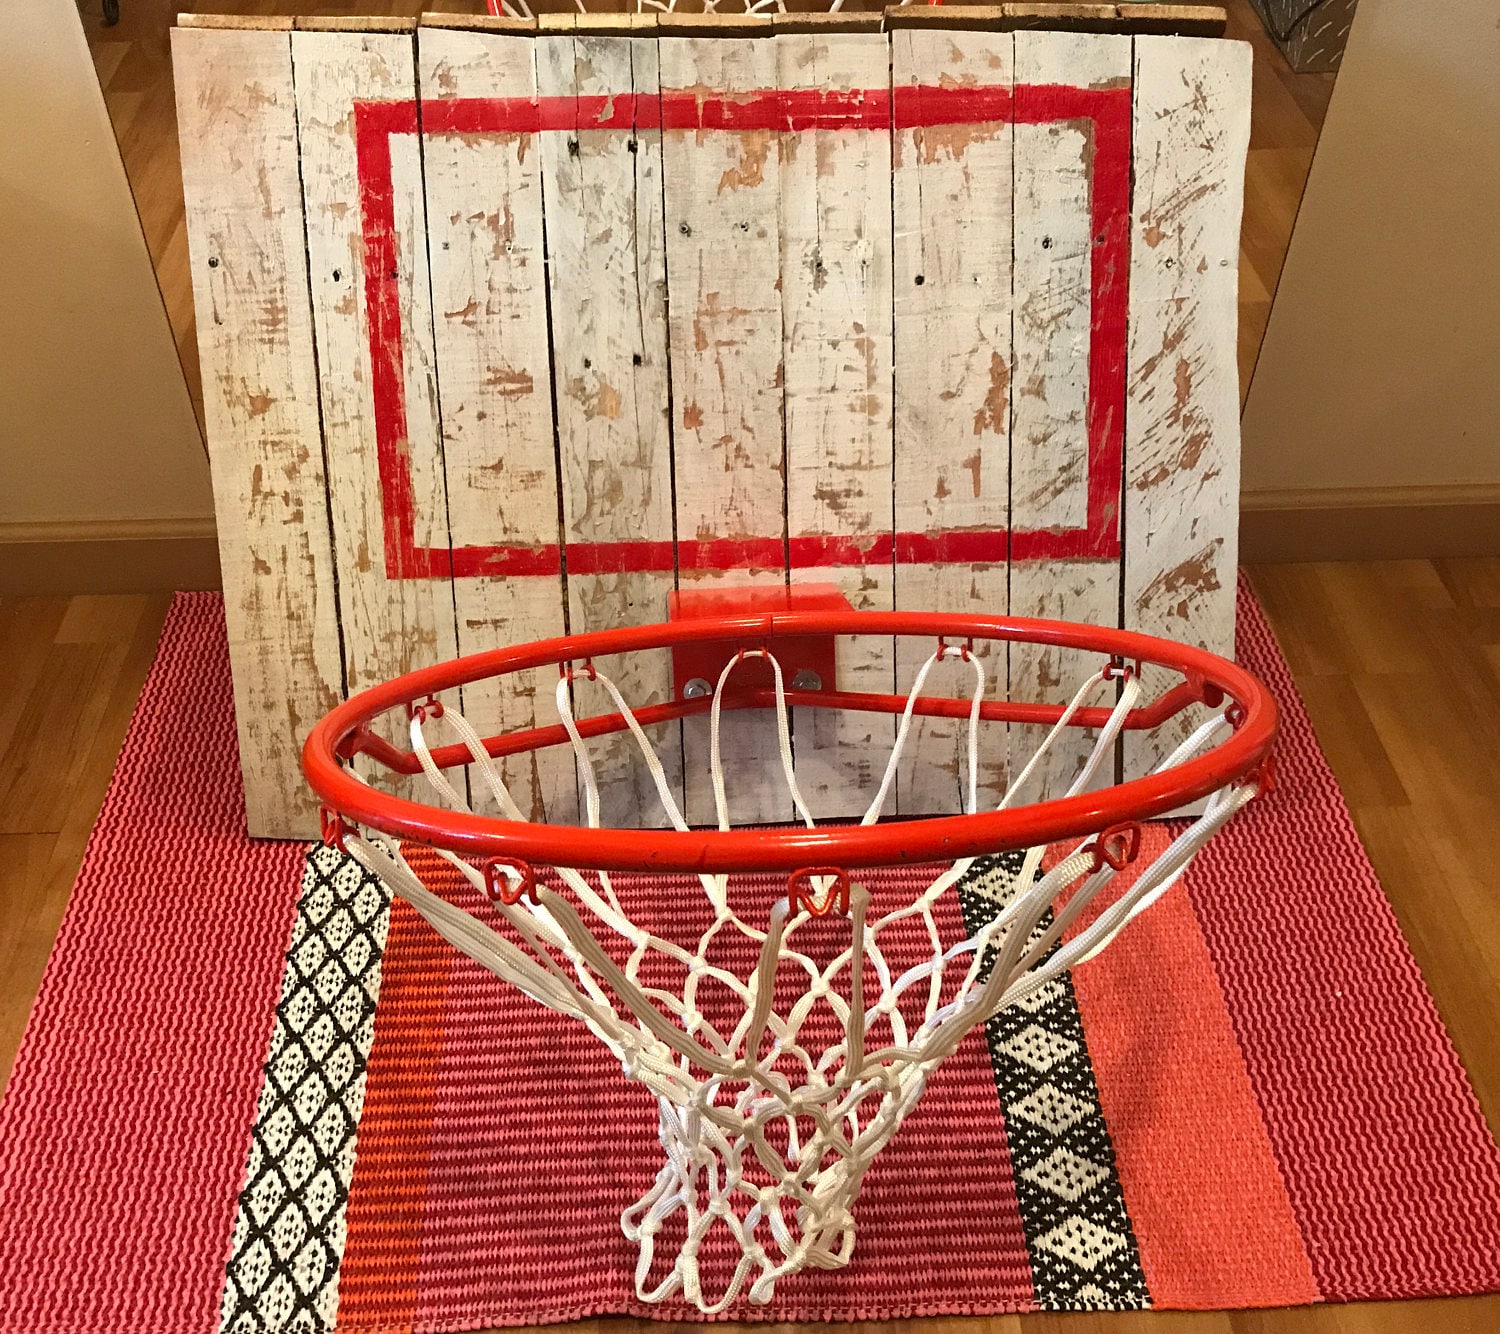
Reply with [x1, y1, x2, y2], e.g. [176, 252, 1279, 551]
[354, 83, 1130, 583]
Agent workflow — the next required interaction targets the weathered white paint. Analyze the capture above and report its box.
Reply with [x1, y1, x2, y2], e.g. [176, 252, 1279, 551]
[778, 29, 895, 818]
[537, 30, 680, 828]
[292, 29, 459, 805]
[174, 26, 344, 840]
[1008, 30, 1131, 801]
[660, 30, 790, 827]
[420, 25, 578, 824]
[178, 21, 1253, 839]
[891, 26, 1014, 816]
[1124, 34, 1250, 786]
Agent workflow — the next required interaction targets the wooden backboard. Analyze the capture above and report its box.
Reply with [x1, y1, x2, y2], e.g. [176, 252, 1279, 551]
[173, 7, 1249, 839]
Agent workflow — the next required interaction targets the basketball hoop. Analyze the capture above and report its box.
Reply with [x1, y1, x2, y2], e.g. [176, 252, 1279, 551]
[304, 603, 1275, 1310]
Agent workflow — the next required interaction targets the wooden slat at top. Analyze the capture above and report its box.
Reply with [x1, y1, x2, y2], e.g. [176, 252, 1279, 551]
[772, 13, 885, 35]
[176, 14, 293, 30]
[885, 4, 1226, 35]
[293, 16, 419, 33]
[419, 13, 538, 34]
[656, 13, 776, 36]
[535, 13, 661, 36]
[178, 7, 1224, 40]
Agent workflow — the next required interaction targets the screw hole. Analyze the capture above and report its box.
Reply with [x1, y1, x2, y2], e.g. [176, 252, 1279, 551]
[914, 274, 925, 286]
[207, 256, 219, 269]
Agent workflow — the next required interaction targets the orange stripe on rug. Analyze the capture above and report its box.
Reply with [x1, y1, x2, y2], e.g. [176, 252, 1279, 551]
[1059, 826, 1321, 1309]
[336, 854, 457, 1334]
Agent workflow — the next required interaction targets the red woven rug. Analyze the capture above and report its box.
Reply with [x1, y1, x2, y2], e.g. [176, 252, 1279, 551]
[2, 584, 1499, 1333]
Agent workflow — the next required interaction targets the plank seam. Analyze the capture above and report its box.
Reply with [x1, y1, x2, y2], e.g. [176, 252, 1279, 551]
[533, 31, 584, 821]
[649, 31, 688, 805]
[288, 28, 350, 707]
[1005, 30, 1018, 799]
[410, 29, 470, 807]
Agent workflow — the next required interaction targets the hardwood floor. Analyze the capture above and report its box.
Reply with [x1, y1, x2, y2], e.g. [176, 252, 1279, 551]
[81, 0, 1334, 435]
[2, 566, 1497, 1329]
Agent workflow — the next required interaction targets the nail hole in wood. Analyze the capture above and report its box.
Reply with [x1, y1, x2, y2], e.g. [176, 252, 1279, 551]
[207, 257, 219, 269]
[914, 274, 925, 286]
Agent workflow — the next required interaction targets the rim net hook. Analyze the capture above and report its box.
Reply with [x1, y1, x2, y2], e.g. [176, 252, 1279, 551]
[483, 858, 536, 907]
[788, 867, 851, 916]
[1088, 821, 1142, 873]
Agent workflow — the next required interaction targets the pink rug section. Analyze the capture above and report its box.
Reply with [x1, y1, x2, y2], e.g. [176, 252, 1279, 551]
[0, 595, 307, 1334]
[405, 873, 1038, 1325]
[1188, 585, 1500, 1300]
[3, 585, 1500, 1333]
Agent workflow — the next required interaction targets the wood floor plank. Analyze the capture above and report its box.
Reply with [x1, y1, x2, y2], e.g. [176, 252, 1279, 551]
[0, 598, 71, 759]
[0, 833, 62, 1094]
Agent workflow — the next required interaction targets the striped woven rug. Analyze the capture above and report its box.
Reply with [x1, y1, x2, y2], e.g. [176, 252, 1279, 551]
[1, 583, 1498, 1333]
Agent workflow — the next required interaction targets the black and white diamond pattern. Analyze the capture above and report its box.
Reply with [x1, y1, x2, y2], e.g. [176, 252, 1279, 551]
[219, 846, 394, 1334]
[957, 853, 1149, 1311]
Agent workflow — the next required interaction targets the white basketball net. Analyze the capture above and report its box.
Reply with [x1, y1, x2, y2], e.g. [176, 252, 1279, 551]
[341, 646, 1257, 1310]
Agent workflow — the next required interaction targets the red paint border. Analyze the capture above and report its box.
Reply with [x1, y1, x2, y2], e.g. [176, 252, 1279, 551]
[352, 85, 1130, 582]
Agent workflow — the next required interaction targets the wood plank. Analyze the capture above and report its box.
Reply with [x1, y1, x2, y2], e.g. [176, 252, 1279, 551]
[0, 833, 62, 1092]
[778, 28, 895, 818]
[657, 14, 776, 38]
[1007, 30, 1131, 801]
[535, 29, 681, 828]
[0, 644, 132, 835]
[172, 26, 344, 839]
[418, 25, 578, 825]
[660, 33, 789, 827]
[883, 4, 1227, 36]
[293, 27, 464, 808]
[174, 15, 293, 31]
[891, 25, 1014, 816]
[0, 599, 69, 764]
[1123, 35, 1251, 788]
[419, 14, 539, 36]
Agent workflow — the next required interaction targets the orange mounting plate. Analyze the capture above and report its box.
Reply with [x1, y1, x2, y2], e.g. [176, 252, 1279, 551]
[667, 583, 851, 704]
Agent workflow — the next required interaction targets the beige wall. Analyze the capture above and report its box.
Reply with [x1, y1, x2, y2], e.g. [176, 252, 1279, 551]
[1241, 0, 1500, 503]
[0, 0, 211, 551]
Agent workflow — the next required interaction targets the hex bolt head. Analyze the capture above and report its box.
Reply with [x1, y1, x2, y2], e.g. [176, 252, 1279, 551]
[682, 677, 712, 700]
[791, 669, 823, 691]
